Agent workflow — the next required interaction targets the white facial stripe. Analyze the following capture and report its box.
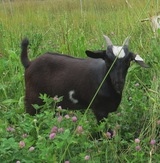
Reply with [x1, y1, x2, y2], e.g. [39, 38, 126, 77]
[69, 90, 78, 104]
[112, 46, 125, 58]
[135, 54, 144, 61]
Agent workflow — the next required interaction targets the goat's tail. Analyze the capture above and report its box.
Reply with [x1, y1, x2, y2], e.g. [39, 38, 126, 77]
[21, 38, 30, 69]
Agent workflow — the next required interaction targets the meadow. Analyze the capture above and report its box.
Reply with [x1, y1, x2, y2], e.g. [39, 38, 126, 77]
[0, 0, 160, 162]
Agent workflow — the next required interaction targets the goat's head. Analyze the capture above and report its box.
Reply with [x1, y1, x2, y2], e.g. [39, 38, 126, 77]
[86, 35, 149, 94]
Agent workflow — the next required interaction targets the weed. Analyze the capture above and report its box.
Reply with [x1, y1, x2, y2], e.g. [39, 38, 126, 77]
[0, 0, 160, 162]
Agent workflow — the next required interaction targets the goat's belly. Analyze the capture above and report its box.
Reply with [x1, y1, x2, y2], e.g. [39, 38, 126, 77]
[60, 99, 87, 110]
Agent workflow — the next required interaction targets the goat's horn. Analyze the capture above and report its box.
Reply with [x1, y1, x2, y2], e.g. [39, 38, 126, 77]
[103, 35, 113, 46]
[123, 36, 131, 46]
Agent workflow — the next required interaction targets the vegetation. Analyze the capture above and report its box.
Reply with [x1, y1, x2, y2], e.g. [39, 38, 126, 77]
[0, 0, 160, 162]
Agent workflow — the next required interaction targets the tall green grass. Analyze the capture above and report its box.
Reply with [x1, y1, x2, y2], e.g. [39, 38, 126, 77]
[0, 0, 160, 162]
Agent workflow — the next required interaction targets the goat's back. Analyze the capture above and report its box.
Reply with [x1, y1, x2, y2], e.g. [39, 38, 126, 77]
[26, 53, 100, 77]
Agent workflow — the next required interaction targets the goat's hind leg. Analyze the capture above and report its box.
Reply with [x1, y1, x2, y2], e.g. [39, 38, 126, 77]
[25, 92, 43, 116]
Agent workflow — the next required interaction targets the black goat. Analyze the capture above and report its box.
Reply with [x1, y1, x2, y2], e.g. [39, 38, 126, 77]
[21, 35, 149, 124]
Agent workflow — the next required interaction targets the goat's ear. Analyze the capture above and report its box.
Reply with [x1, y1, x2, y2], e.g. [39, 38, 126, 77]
[131, 53, 149, 68]
[85, 50, 106, 59]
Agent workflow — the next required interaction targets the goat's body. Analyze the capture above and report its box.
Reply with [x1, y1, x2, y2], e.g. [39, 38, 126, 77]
[21, 36, 148, 124]
[24, 52, 121, 121]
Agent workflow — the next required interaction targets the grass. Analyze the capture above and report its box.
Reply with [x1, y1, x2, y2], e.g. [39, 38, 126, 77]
[0, 0, 160, 162]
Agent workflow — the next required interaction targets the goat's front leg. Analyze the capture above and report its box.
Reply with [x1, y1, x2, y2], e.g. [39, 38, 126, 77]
[93, 109, 114, 138]
[93, 108, 108, 124]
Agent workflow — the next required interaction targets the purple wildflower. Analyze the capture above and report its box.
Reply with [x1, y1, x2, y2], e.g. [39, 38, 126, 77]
[29, 146, 35, 151]
[57, 116, 63, 122]
[135, 145, 141, 151]
[65, 114, 70, 119]
[135, 83, 140, 87]
[72, 116, 77, 122]
[51, 126, 58, 133]
[84, 155, 90, 160]
[49, 133, 56, 139]
[150, 139, 156, 145]
[57, 106, 62, 111]
[106, 132, 111, 138]
[19, 141, 25, 148]
[135, 138, 140, 143]
[76, 126, 83, 134]
[53, 96, 59, 101]
[22, 133, 28, 138]
[58, 128, 64, 133]
[6, 127, 15, 132]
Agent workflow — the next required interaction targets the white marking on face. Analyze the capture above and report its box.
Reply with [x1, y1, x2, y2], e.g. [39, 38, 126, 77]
[112, 46, 125, 58]
[69, 90, 78, 104]
[135, 54, 144, 61]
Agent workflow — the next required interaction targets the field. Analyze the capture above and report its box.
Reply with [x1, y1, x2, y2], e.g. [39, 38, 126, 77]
[0, 0, 160, 162]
